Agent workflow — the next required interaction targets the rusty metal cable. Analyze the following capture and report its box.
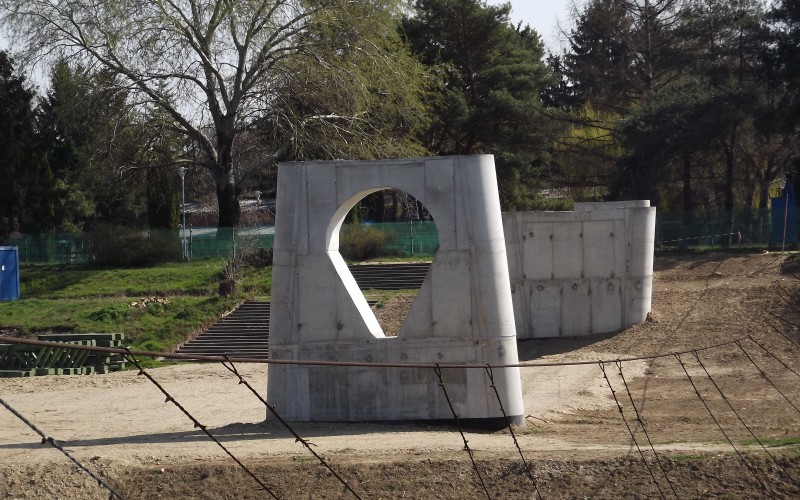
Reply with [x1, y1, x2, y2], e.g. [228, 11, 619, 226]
[123, 349, 279, 499]
[484, 365, 542, 500]
[433, 364, 491, 500]
[615, 361, 679, 499]
[599, 362, 667, 500]
[674, 353, 775, 498]
[760, 311, 800, 348]
[220, 358, 362, 499]
[0, 396, 125, 499]
[740, 338, 800, 414]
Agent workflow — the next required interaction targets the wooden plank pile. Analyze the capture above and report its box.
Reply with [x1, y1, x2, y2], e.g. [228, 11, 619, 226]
[0, 333, 126, 377]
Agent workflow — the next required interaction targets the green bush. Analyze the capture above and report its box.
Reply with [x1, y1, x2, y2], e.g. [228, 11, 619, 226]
[88, 304, 129, 322]
[339, 224, 397, 261]
[89, 224, 181, 266]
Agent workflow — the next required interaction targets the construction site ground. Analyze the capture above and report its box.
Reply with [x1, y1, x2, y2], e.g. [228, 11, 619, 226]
[2, 251, 800, 498]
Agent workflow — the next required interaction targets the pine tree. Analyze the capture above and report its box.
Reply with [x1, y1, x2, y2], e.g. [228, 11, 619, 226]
[403, 0, 556, 210]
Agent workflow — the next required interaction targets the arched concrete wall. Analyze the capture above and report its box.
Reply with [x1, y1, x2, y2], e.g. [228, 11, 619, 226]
[269, 155, 524, 424]
[503, 201, 656, 338]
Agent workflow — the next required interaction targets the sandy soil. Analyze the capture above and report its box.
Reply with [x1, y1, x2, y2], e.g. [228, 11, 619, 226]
[2, 252, 800, 498]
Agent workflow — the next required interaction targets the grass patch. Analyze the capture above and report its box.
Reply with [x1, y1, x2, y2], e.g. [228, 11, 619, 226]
[353, 255, 435, 264]
[1, 259, 272, 352]
[363, 289, 422, 304]
[0, 295, 241, 352]
[741, 435, 800, 448]
[20, 261, 226, 298]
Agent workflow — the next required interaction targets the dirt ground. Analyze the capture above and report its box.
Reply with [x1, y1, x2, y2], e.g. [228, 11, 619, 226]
[2, 252, 800, 499]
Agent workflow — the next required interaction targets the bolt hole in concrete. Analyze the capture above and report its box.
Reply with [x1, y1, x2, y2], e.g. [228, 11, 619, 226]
[338, 189, 438, 337]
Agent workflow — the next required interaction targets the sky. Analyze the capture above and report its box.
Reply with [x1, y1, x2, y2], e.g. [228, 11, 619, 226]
[487, 0, 577, 51]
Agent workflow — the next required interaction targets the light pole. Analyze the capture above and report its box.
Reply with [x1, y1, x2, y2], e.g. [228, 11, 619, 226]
[177, 167, 188, 261]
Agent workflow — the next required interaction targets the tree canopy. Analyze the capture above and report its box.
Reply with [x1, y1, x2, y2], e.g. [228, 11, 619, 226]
[1, 0, 800, 240]
[1, 0, 431, 228]
[403, 0, 559, 210]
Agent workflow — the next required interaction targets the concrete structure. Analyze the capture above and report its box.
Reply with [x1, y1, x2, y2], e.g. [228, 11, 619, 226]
[504, 200, 655, 338]
[269, 155, 524, 425]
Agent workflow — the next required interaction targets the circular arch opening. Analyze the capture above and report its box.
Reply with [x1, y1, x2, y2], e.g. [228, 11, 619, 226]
[330, 188, 439, 337]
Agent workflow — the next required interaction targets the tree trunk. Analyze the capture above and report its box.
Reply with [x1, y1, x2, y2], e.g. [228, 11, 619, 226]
[215, 118, 240, 229]
[723, 130, 736, 248]
[215, 165, 240, 228]
[681, 154, 692, 250]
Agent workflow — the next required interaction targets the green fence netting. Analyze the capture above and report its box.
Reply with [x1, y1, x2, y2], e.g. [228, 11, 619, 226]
[654, 208, 793, 249]
[2, 208, 797, 265]
[364, 221, 439, 257]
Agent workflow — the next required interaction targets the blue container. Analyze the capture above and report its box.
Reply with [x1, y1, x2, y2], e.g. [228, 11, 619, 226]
[0, 246, 20, 301]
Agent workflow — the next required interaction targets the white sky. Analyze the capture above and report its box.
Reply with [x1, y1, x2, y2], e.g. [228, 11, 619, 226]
[487, 0, 578, 51]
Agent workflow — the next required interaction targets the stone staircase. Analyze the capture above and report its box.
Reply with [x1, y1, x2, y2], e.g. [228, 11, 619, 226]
[175, 263, 431, 360]
[349, 262, 430, 290]
[176, 300, 270, 359]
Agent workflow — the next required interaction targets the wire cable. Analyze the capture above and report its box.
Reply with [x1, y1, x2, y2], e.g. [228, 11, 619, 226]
[0, 396, 125, 499]
[220, 358, 362, 499]
[674, 353, 775, 498]
[123, 349, 278, 499]
[434, 364, 491, 500]
[614, 361, 679, 499]
[484, 365, 543, 500]
[599, 362, 667, 500]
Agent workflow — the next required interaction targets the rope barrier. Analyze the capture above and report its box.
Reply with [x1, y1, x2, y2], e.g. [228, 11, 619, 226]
[220, 357, 362, 500]
[598, 362, 667, 500]
[692, 350, 800, 488]
[655, 232, 741, 246]
[614, 360, 679, 499]
[674, 353, 775, 498]
[122, 349, 279, 499]
[484, 365, 543, 500]
[0, 335, 751, 369]
[0, 397, 125, 499]
[433, 364, 491, 500]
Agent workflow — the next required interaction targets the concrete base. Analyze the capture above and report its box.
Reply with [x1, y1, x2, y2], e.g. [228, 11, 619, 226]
[269, 155, 524, 423]
[504, 201, 656, 338]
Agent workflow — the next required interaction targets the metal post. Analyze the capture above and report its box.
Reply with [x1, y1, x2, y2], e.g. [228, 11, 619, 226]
[177, 167, 188, 261]
[409, 219, 414, 256]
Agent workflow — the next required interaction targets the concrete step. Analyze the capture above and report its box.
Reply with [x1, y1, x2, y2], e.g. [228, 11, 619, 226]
[176, 264, 429, 358]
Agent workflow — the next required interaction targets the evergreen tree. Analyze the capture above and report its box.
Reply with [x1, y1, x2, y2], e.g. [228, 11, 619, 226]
[767, 0, 800, 133]
[0, 51, 53, 235]
[403, 0, 556, 210]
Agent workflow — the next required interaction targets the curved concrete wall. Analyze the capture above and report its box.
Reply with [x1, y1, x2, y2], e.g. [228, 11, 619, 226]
[503, 201, 656, 339]
[269, 155, 524, 424]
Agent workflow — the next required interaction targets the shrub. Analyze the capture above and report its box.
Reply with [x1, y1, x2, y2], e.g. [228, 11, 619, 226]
[243, 247, 273, 268]
[339, 224, 396, 261]
[89, 224, 181, 266]
[88, 304, 129, 322]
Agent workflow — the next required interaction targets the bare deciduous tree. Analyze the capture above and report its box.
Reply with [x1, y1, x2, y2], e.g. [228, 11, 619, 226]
[1, 0, 429, 227]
